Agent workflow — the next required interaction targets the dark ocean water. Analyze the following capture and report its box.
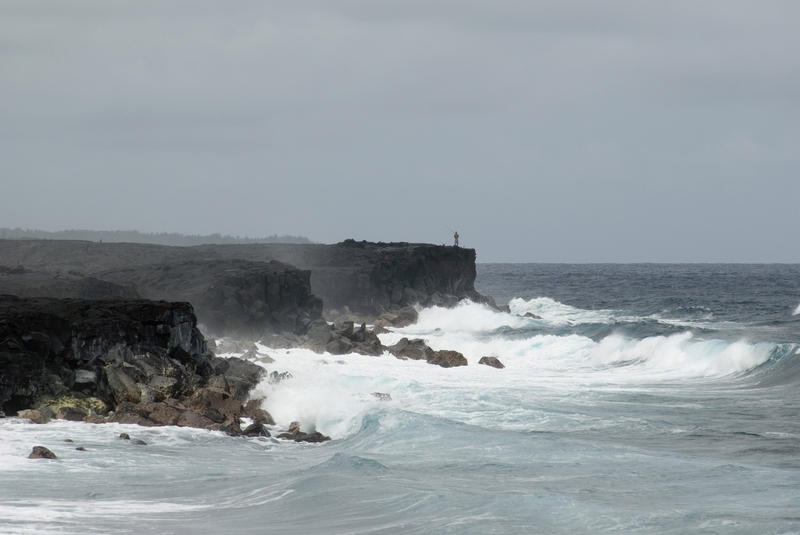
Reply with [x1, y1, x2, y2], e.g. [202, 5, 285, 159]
[477, 263, 800, 342]
[1, 264, 799, 534]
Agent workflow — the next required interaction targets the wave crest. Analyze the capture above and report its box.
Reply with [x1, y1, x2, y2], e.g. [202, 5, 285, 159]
[590, 332, 775, 378]
[508, 297, 613, 326]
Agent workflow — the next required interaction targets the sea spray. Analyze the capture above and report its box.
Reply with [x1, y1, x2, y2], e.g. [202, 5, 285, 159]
[385, 300, 777, 381]
[508, 296, 615, 325]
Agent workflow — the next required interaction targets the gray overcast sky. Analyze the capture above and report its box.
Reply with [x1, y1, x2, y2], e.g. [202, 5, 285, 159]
[1, 1, 798, 262]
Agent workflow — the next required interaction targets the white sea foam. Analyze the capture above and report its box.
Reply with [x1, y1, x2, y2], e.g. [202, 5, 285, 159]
[249, 299, 778, 441]
[508, 296, 615, 325]
[384, 300, 771, 378]
[589, 332, 772, 378]
[402, 299, 527, 334]
[793, 303, 800, 316]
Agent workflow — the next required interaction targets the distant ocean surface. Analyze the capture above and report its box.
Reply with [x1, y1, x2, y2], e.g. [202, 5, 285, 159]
[2, 264, 800, 534]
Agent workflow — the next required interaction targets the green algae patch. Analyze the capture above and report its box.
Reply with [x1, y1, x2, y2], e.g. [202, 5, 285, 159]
[44, 395, 109, 416]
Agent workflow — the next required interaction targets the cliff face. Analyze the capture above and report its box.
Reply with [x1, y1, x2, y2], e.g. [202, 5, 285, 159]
[0, 296, 207, 413]
[0, 295, 266, 434]
[193, 240, 487, 313]
[0, 242, 322, 335]
[0, 267, 139, 300]
[0, 238, 488, 321]
[98, 259, 322, 336]
[315, 240, 482, 313]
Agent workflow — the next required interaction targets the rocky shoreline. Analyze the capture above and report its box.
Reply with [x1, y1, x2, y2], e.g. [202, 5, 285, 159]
[0, 239, 494, 337]
[0, 295, 326, 442]
[1, 238, 502, 445]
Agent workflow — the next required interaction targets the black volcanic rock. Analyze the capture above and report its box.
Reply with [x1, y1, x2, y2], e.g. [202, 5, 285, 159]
[0, 268, 139, 300]
[28, 446, 57, 459]
[0, 242, 322, 337]
[0, 296, 265, 434]
[478, 356, 505, 369]
[98, 259, 322, 337]
[428, 350, 468, 368]
[387, 338, 468, 368]
[277, 421, 330, 443]
[307, 321, 384, 356]
[0, 239, 491, 323]
[388, 338, 435, 361]
[194, 240, 491, 314]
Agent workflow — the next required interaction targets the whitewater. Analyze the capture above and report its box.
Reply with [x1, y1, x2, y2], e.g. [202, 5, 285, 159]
[1, 263, 800, 534]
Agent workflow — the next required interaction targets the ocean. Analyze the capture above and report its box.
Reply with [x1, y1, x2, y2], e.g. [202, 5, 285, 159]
[2, 264, 799, 534]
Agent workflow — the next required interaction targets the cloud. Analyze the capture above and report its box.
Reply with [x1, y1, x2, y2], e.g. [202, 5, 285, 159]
[0, 1, 798, 260]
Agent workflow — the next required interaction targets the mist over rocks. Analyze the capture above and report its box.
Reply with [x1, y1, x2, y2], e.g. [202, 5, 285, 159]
[0, 241, 322, 338]
[0, 238, 491, 336]
[191, 239, 492, 315]
[98, 259, 323, 337]
[0, 267, 139, 300]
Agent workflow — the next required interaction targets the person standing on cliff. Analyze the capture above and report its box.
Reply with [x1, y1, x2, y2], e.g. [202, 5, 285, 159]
[453, 231, 459, 247]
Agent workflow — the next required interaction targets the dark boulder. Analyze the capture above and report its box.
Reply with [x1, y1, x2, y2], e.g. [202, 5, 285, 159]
[242, 422, 271, 437]
[388, 338, 434, 361]
[319, 322, 384, 356]
[212, 357, 265, 402]
[277, 421, 331, 443]
[244, 399, 275, 425]
[325, 336, 353, 355]
[428, 350, 468, 368]
[186, 387, 243, 428]
[55, 406, 87, 421]
[388, 338, 467, 368]
[478, 356, 505, 369]
[28, 446, 57, 459]
[143, 401, 183, 426]
[176, 410, 217, 430]
[303, 319, 333, 350]
[17, 409, 49, 424]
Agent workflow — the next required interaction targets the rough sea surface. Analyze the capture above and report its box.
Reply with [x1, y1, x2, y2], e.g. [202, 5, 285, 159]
[2, 264, 799, 534]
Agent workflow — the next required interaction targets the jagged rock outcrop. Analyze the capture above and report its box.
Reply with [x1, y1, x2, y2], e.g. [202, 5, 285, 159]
[387, 338, 435, 361]
[0, 296, 266, 434]
[304, 319, 384, 356]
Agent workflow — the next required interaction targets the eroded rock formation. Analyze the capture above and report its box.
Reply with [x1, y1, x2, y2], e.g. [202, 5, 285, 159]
[0, 296, 266, 434]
